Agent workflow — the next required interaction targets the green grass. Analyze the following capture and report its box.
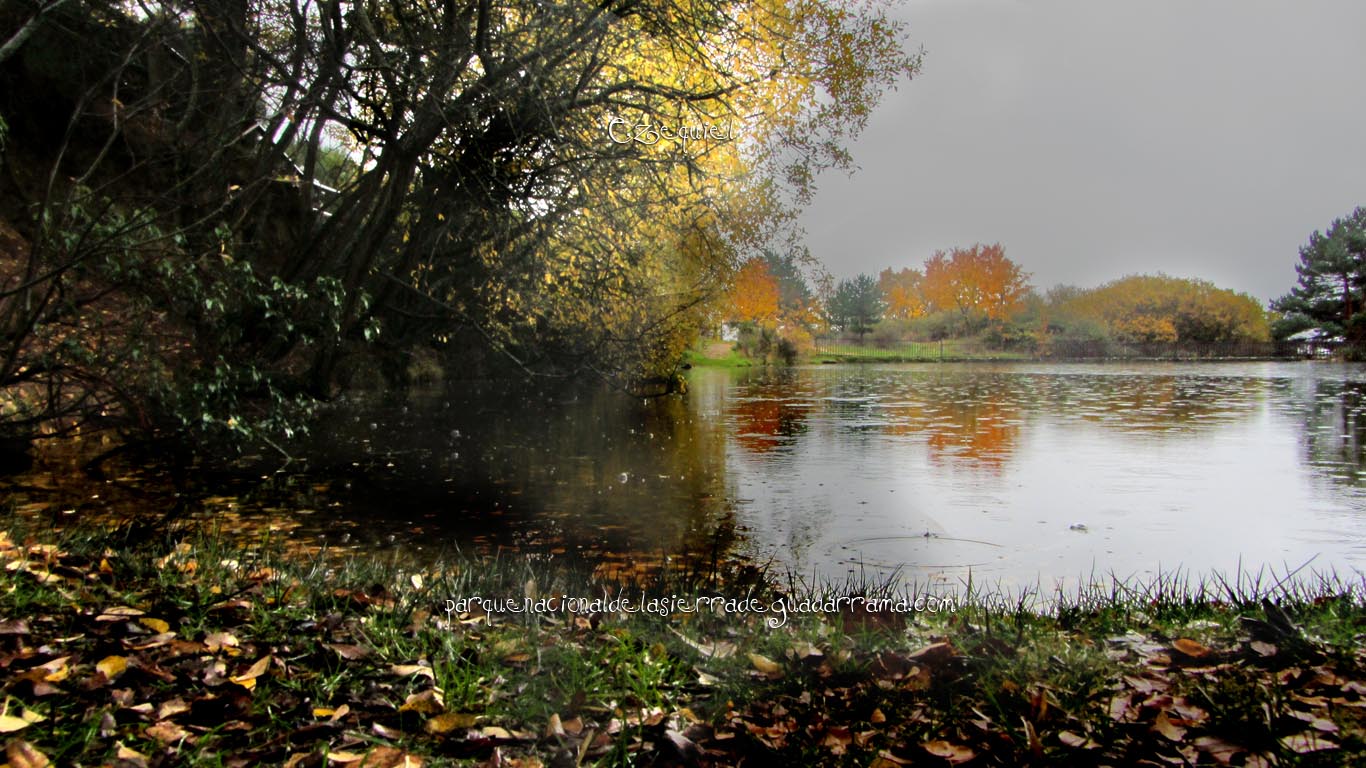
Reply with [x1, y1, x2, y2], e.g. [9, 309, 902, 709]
[682, 343, 755, 368]
[2, 523, 1364, 766]
[812, 338, 1033, 362]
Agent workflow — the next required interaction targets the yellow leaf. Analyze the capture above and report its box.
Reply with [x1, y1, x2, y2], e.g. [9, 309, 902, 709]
[0, 714, 32, 733]
[38, 656, 70, 682]
[96, 655, 128, 680]
[230, 656, 273, 688]
[425, 712, 478, 734]
[748, 652, 781, 676]
[139, 618, 171, 633]
[399, 689, 444, 715]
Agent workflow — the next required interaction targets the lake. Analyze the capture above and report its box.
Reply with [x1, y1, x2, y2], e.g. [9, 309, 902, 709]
[254, 360, 1366, 593]
[23, 361, 1365, 593]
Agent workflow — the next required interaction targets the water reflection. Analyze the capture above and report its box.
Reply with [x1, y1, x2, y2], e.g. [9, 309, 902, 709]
[709, 363, 1366, 590]
[13, 361, 1366, 592]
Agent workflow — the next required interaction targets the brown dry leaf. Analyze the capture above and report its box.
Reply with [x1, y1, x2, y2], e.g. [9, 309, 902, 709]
[1249, 640, 1277, 657]
[1152, 711, 1187, 742]
[870, 708, 887, 724]
[481, 725, 514, 739]
[907, 642, 958, 666]
[36, 656, 70, 682]
[124, 632, 177, 651]
[1192, 735, 1244, 765]
[5, 739, 49, 768]
[922, 741, 976, 764]
[230, 655, 273, 689]
[144, 720, 191, 744]
[1280, 732, 1339, 753]
[156, 698, 190, 720]
[203, 632, 240, 653]
[748, 653, 782, 676]
[389, 664, 435, 681]
[328, 643, 371, 661]
[115, 743, 150, 768]
[502, 652, 532, 665]
[426, 712, 479, 734]
[1058, 731, 1099, 749]
[96, 655, 128, 681]
[356, 746, 424, 767]
[1172, 638, 1213, 659]
[822, 726, 853, 754]
[399, 689, 445, 715]
[0, 620, 30, 636]
[545, 713, 565, 738]
[97, 606, 145, 620]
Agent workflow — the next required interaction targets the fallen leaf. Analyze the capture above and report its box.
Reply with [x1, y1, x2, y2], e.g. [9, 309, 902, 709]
[922, 741, 976, 764]
[230, 655, 273, 689]
[36, 656, 70, 682]
[426, 712, 478, 734]
[390, 663, 436, 681]
[1281, 732, 1338, 753]
[1058, 731, 1099, 749]
[870, 708, 887, 724]
[138, 617, 171, 633]
[96, 655, 128, 681]
[748, 652, 782, 676]
[328, 643, 371, 661]
[204, 632, 240, 653]
[399, 689, 445, 715]
[1152, 711, 1186, 742]
[115, 744, 150, 768]
[1172, 638, 1213, 659]
[144, 720, 191, 744]
[5, 739, 49, 768]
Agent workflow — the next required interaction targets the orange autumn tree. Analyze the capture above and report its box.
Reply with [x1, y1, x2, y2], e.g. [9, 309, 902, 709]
[878, 267, 928, 320]
[921, 243, 1030, 320]
[726, 258, 782, 324]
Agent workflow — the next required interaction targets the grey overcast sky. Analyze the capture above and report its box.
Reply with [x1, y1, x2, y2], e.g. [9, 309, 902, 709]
[797, 0, 1366, 303]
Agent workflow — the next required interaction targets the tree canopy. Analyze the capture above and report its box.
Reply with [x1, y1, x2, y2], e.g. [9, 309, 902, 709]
[0, 0, 920, 451]
[826, 273, 884, 339]
[1272, 207, 1366, 341]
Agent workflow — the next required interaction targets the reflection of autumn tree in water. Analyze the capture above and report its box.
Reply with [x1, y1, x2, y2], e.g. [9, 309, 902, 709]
[731, 398, 811, 454]
[923, 399, 1018, 470]
[729, 371, 812, 454]
[879, 394, 1020, 472]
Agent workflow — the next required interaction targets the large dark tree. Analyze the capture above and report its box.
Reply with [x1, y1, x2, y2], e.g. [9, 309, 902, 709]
[1273, 207, 1366, 342]
[0, 0, 919, 455]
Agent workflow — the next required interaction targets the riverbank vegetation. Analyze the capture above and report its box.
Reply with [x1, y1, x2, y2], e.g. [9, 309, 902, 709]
[2, 523, 1364, 766]
[716, 248, 1273, 365]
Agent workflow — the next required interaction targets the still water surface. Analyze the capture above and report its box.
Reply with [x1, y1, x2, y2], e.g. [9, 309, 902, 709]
[295, 361, 1366, 591]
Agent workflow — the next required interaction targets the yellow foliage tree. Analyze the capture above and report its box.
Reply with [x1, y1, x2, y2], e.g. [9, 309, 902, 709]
[878, 267, 927, 320]
[727, 258, 782, 324]
[1060, 274, 1269, 344]
[920, 244, 1030, 320]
